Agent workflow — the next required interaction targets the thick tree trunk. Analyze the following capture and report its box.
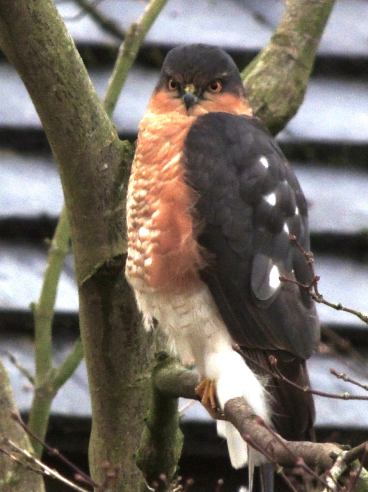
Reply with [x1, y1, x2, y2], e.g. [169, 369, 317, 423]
[0, 2, 152, 490]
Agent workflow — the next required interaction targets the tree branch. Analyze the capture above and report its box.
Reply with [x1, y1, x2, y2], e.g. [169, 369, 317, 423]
[104, 0, 169, 116]
[0, 357, 45, 492]
[136, 354, 184, 491]
[0, 1, 152, 490]
[28, 206, 76, 457]
[72, 0, 125, 40]
[242, 0, 336, 134]
[152, 356, 368, 487]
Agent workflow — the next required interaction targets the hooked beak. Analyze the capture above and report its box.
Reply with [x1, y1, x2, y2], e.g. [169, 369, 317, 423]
[182, 85, 199, 110]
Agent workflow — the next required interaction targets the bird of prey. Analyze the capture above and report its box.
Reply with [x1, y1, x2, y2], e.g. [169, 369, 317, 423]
[125, 43, 320, 486]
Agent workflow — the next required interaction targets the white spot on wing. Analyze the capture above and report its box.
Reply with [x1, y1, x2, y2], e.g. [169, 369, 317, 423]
[295, 205, 300, 216]
[283, 223, 290, 235]
[264, 192, 276, 206]
[259, 156, 269, 168]
[269, 264, 281, 289]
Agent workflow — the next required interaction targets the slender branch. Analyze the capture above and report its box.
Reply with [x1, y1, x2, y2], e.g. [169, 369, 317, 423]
[312, 294, 368, 325]
[72, 0, 125, 40]
[280, 235, 368, 326]
[32, 205, 70, 381]
[330, 369, 368, 392]
[104, 0, 169, 116]
[5, 350, 35, 386]
[28, 205, 71, 456]
[232, 345, 368, 402]
[270, 355, 368, 401]
[4, 439, 92, 492]
[10, 411, 100, 489]
[0, 357, 46, 491]
[152, 356, 368, 480]
[224, 397, 340, 471]
[51, 338, 84, 390]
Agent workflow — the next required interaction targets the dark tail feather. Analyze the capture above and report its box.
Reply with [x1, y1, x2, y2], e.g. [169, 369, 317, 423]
[260, 463, 274, 492]
[241, 347, 316, 492]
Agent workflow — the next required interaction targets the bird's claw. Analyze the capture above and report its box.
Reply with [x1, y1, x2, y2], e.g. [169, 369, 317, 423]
[195, 378, 225, 420]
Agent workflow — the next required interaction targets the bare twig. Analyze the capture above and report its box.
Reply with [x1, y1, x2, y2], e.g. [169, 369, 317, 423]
[347, 445, 368, 492]
[224, 397, 340, 471]
[322, 326, 368, 374]
[178, 399, 196, 415]
[256, 418, 334, 491]
[11, 411, 100, 489]
[280, 235, 368, 325]
[233, 344, 368, 402]
[330, 369, 368, 392]
[324, 450, 350, 492]
[70, 0, 125, 40]
[271, 354, 368, 401]
[4, 439, 92, 492]
[4, 350, 35, 385]
[0, 444, 44, 476]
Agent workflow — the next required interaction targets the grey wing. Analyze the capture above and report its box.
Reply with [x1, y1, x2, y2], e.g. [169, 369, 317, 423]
[184, 112, 320, 359]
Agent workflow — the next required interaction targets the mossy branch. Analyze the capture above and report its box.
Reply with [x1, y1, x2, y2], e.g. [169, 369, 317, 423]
[242, 0, 336, 134]
[152, 357, 368, 490]
[28, 206, 79, 457]
[136, 354, 184, 490]
[0, 357, 46, 492]
[0, 0, 167, 489]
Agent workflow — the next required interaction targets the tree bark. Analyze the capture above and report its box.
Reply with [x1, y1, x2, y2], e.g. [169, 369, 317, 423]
[0, 357, 46, 492]
[0, 1, 152, 490]
[243, 0, 336, 135]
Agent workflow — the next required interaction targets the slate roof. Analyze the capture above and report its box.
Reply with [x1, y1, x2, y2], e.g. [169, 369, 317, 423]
[1, 0, 368, 460]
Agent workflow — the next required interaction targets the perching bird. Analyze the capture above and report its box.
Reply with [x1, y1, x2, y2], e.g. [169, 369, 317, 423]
[125, 44, 320, 488]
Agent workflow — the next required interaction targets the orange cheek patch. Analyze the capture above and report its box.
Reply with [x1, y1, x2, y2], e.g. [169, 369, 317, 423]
[202, 93, 253, 116]
[148, 90, 187, 115]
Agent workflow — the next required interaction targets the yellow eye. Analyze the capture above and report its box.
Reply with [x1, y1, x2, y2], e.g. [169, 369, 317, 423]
[168, 78, 178, 91]
[208, 80, 222, 93]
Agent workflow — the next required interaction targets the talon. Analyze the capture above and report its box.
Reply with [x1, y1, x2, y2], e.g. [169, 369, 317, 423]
[195, 378, 225, 420]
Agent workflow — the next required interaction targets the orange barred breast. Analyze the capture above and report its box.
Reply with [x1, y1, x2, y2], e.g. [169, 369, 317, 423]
[126, 112, 205, 293]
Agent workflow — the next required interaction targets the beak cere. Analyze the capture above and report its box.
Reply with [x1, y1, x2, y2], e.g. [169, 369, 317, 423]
[183, 92, 198, 110]
[182, 85, 199, 110]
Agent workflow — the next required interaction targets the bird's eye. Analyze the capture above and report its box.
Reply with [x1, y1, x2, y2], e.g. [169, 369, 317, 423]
[208, 80, 222, 93]
[168, 78, 179, 91]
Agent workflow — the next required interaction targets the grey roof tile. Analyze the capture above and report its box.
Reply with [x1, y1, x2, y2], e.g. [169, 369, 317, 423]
[0, 240, 366, 329]
[294, 165, 368, 235]
[59, 0, 368, 58]
[1, 62, 368, 143]
[3, 153, 368, 237]
[1, 151, 63, 218]
[4, 335, 368, 428]
[0, 241, 77, 311]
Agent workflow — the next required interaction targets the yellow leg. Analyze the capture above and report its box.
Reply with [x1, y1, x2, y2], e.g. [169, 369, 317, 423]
[195, 378, 225, 420]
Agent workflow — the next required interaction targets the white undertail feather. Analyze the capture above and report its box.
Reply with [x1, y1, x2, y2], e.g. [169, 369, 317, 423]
[129, 280, 271, 470]
[217, 420, 248, 469]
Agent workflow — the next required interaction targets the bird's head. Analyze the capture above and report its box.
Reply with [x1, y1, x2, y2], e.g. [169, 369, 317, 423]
[147, 44, 253, 117]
